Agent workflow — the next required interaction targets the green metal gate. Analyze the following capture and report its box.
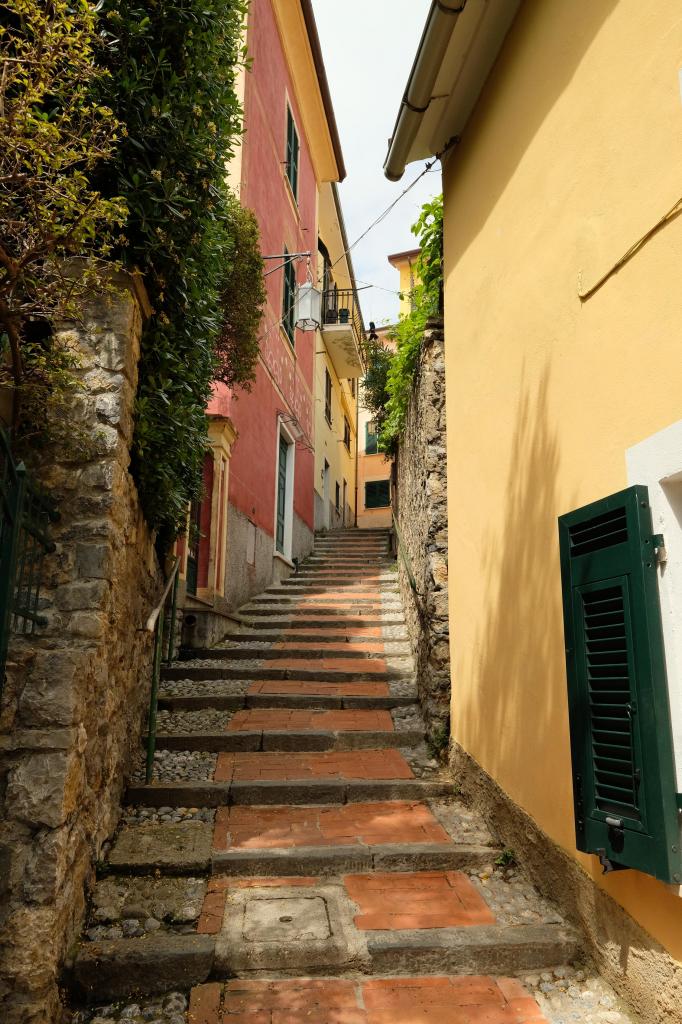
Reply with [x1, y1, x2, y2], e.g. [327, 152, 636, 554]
[0, 427, 58, 693]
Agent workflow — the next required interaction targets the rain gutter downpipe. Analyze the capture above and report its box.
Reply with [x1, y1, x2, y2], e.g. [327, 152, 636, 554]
[383, 0, 467, 182]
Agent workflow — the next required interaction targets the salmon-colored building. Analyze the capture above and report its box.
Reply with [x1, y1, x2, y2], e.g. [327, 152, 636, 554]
[179, 0, 352, 643]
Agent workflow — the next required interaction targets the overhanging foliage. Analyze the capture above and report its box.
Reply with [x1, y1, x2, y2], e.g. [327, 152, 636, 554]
[363, 194, 443, 454]
[98, 0, 263, 547]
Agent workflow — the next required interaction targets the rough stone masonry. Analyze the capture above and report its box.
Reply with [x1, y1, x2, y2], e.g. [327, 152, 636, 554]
[0, 276, 162, 1024]
[394, 317, 450, 743]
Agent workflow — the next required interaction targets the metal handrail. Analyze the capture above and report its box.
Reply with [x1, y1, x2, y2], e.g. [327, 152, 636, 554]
[146, 557, 180, 633]
[143, 557, 180, 784]
[391, 511, 422, 597]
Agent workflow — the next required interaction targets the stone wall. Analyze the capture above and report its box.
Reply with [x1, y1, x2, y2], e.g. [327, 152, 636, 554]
[394, 318, 450, 743]
[0, 278, 161, 1024]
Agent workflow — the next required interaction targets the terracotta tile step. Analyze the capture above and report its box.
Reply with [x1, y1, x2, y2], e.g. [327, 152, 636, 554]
[214, 749, 414, 783]
[189, 977, 550, 1024]
[192, 646, 391, 661]
[197, 870, 496, 941]
[346, 870, 496, 931]
[213, 801, 450, 851]
[227, 709, 394, 733]
[161, 664, 411, 684]
[158, 679, 417, 713]
[104, 819, 495, 878]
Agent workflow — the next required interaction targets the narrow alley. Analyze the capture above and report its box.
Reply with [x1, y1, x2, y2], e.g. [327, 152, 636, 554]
[69, 531, 635, 1024]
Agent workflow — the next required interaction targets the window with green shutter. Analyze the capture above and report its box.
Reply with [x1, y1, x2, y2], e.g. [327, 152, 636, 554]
[558, 485, 682, 883]
[282, 248, 296, 345]
[286, 106, 299, 200]
[365, 479, 390, 509]
[365, 421, 378, 455]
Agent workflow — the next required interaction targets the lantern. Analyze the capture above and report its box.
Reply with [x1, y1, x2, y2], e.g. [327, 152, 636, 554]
[295, 282, 322, 331]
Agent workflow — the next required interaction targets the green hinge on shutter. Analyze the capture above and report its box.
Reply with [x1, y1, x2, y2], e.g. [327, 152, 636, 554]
[558, 485, 682, 884]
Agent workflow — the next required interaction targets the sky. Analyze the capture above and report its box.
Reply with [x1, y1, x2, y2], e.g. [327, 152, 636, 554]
[312, 0, 440, 327]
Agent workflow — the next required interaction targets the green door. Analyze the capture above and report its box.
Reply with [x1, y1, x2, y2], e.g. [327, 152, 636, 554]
[276, 436, 288, 554]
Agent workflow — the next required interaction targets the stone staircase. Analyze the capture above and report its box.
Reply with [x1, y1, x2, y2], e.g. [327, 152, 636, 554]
[66, 529, 637, 1024]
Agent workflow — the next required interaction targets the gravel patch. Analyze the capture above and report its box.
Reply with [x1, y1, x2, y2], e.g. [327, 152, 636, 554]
[466, 864, 565, 928]
[130, 750, 216, 784]
[69, 991, 187, 1024]
[519, 966, 638, 1024]
[401, 744, 444, 779]
[159, 678, 248, 699]
[156, 709, 232, 734]
[85, 877, 206, 942]
[428, 798, 497, 847]
[391, 705, 424, 732]
[121, 806, 215, 826]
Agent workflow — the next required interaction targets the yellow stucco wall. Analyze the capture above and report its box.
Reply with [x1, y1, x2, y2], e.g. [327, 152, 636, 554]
[388, 250, 421, 319]
[443, 0, 682, 958]
[314, 348, 357, 528]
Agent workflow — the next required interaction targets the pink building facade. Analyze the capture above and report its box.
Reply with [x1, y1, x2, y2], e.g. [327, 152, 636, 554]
[182, 0, 346, 635]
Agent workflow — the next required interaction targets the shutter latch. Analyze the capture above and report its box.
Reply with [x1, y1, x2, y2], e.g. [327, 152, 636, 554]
[652, 534, 667, 565]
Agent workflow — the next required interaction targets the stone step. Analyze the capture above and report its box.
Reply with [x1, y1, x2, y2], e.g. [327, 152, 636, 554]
[161, 663, 413, 683]
[180, 644, 409, 661]
[72, 864, 578, 998]
[238, 606, 404, 618]
[159, 677, 416, 710]
[237, 613, 405, 627]
[148, 729, 423, 756]
[127, 778, 451, 807]
[158, 688, 413, 712]
[184, 978, 555, 1024]
[103, 801, 498, 878]
[221, 631, 409, 645]
[265, 584, 400, 594]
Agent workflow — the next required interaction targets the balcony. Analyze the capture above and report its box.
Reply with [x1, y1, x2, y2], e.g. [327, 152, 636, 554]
[321, 288, 365, 378]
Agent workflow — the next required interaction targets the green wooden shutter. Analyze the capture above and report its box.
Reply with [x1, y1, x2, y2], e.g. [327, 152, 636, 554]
[286, 107, 299, 199]
[558, 485, 682, 883]
[365, 480, 390, 509]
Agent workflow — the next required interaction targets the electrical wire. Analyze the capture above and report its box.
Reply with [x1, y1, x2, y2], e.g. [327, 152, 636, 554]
[329, 143, 453, 272]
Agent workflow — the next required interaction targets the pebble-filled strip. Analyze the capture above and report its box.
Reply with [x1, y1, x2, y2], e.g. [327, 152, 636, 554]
[156, 708, 232, 734]
[130, 749, 216, 783]
[69, 991, 187, 1024]
[520, 967, 637, 1024]
[121, 806, 215, 825]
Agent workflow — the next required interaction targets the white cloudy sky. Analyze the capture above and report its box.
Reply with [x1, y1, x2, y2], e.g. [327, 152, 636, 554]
[312, 0, 440, 327]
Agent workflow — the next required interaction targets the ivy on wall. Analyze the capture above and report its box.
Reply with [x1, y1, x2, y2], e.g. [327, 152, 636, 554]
[364, 194, 443, 455]
[98, 0, 264, 548]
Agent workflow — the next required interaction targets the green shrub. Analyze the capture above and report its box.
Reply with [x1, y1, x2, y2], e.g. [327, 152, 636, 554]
[98, 0, 262, 548]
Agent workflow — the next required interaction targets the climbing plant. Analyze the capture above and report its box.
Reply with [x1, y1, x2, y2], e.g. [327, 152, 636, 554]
[364, 194, 443, 454]
[98, 0, 260, 548]
[214, 193, 267, 391]
[0, 0, 126, 443]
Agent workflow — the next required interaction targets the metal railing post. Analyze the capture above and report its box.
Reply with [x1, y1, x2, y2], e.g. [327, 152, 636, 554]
[145, 602, 164, 785]
[166, 567, 179, 665]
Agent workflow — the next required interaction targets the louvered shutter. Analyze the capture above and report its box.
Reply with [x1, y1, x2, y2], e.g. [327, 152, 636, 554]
[558, 485, 682, 883]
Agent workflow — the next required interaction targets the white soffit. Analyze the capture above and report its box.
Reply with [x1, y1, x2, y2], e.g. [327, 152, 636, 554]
[406, 0, 522, 167]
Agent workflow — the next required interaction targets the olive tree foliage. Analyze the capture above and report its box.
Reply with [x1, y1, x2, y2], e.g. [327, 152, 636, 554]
[0, 0, 126, 440]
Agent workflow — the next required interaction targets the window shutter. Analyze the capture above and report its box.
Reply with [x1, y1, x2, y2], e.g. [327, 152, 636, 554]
[558, 485, 682, 883]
